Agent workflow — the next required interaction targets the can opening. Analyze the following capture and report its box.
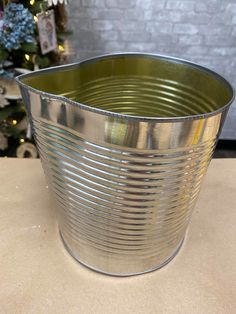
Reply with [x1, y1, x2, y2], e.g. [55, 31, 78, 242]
[18, 54, 234, 118]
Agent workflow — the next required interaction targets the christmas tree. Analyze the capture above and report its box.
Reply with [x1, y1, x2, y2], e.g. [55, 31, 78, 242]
[0, 0, 70, 157]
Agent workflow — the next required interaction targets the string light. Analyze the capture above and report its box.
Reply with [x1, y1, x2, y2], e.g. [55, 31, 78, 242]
[12, 120, 17, 125]
[30, 0, 35, 5]
[58, 45, 65, 52]
[20, 139, 25, 143]
[25, 54, 30, 61]
[34, 16, 38, 22]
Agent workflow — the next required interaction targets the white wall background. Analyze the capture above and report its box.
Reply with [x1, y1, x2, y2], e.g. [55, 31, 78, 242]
[67, 0, 236, 139]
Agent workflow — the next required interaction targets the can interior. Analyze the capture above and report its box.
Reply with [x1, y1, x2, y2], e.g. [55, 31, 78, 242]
[19, 54, 233, 118]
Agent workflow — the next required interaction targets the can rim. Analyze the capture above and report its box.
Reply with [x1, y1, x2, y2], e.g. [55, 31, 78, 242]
[16, 52, 235, 122]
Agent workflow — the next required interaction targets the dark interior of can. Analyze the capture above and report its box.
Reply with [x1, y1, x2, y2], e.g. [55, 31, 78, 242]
[20, 54, 234, 118]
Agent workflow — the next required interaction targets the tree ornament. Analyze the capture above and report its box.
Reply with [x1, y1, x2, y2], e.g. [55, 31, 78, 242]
[0, 84, 9, 107]
[0, 67, 31, 102]
[47, 0, 68, 6]
[37, 10, 57, 55]
[0, 94, 9, 108]
[16, 142, 38, 158]
[0, 2, 35, 51]
[0, 75, 21, 100]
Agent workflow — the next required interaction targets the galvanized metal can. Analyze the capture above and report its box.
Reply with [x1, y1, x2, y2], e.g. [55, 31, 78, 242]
[16, 53, 234, 276]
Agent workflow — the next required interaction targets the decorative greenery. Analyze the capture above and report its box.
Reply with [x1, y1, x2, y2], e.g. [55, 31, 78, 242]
[0, 0, 69, 157]
[0, 2, 35, 51]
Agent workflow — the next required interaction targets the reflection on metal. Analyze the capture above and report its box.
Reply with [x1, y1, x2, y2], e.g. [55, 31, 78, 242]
[17, 53, 234, 276]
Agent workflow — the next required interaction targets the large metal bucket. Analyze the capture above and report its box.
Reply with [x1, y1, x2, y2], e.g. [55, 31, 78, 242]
[16, 53, 234, 276]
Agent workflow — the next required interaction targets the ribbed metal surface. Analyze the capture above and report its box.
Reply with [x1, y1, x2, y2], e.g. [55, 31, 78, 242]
[17, 53, 234, 275]
[71, 76, 217, 117]
[33, 118, 216, 274]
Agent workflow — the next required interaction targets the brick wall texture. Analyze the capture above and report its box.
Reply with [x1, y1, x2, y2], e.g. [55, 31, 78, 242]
[67, 0, 236, 139]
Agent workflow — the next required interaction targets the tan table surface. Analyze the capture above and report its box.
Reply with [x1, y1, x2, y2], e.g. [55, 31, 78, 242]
[0, 158, 235, 314]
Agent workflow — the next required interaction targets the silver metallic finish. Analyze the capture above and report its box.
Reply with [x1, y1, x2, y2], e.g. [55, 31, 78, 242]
[17, 53, 234, 276]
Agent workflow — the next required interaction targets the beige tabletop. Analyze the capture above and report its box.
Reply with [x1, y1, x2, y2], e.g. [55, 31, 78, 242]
[0, 158, 235, 314]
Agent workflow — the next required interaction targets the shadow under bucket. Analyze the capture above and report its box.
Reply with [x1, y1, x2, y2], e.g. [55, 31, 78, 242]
[16, 53, 234, 276]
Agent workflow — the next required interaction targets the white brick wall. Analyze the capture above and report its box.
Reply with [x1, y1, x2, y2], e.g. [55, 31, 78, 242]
[67, 0, 236, 139]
